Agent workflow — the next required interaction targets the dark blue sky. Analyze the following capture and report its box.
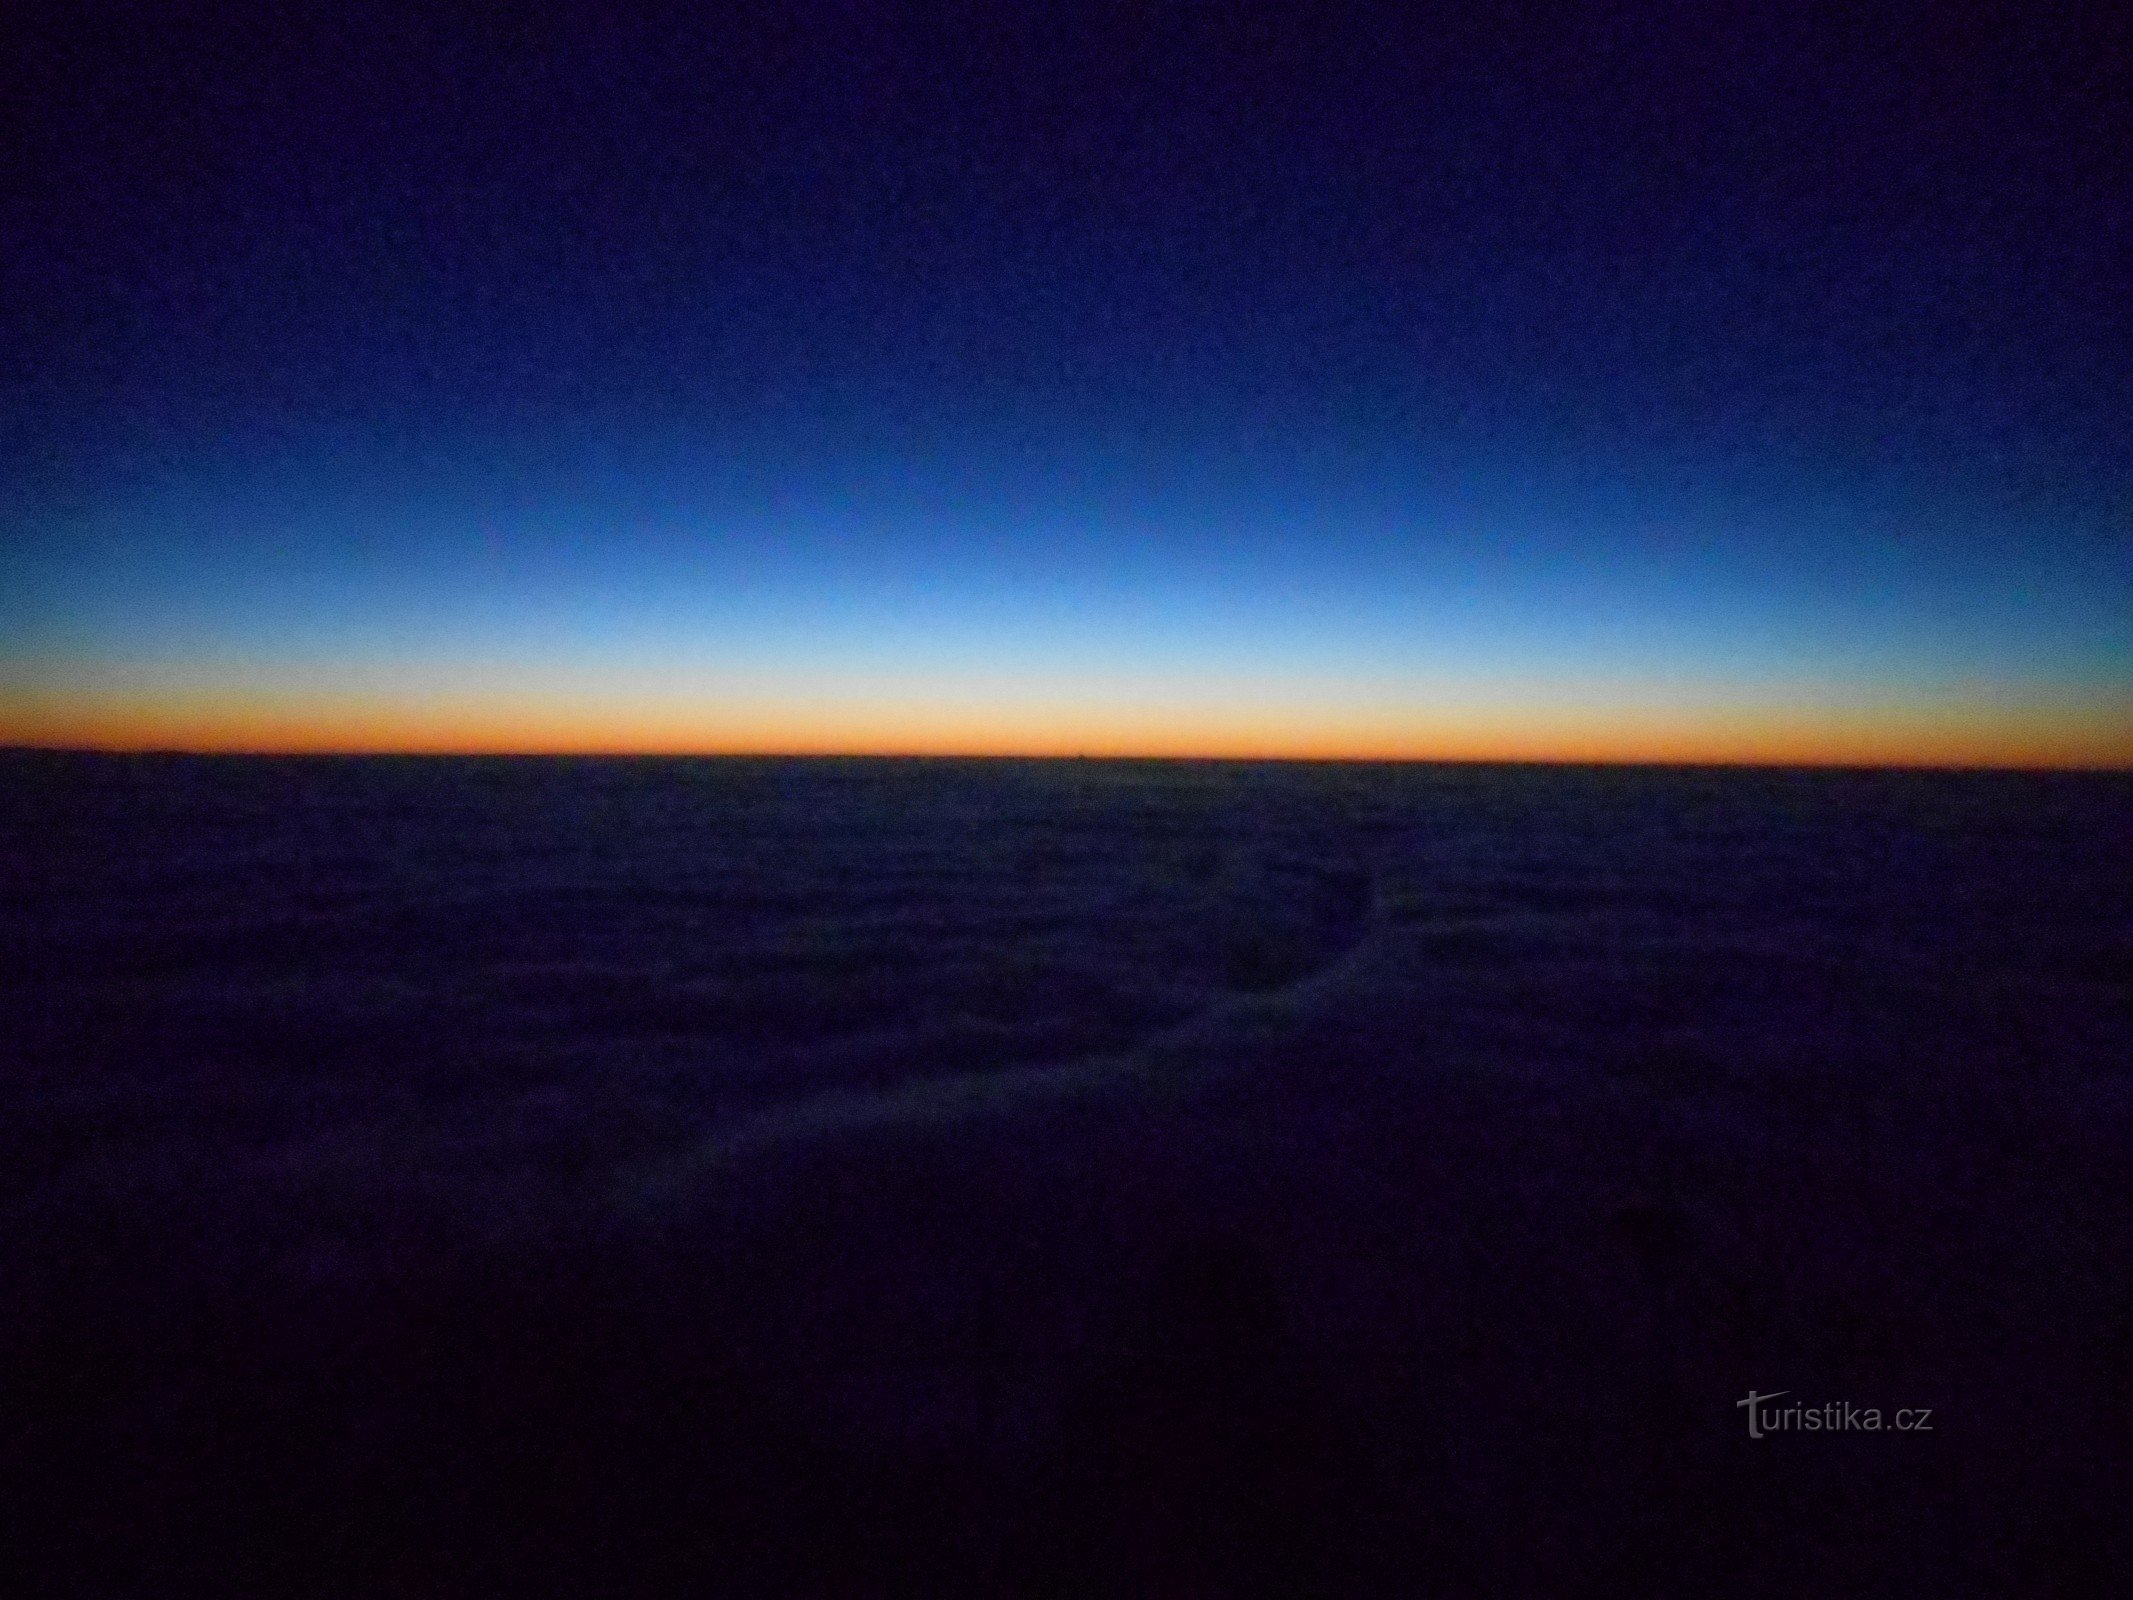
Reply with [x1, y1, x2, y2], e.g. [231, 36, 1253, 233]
[6, 1, 2128, 760]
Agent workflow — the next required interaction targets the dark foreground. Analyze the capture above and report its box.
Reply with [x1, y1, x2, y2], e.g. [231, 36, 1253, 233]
[4, 752, 2130, 1596]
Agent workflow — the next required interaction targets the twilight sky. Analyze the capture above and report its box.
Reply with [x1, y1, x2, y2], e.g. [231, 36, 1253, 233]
[5, 1, 2128, 763]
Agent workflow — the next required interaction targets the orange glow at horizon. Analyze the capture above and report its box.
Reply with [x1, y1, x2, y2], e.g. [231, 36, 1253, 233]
[6, 683, 2129, 770]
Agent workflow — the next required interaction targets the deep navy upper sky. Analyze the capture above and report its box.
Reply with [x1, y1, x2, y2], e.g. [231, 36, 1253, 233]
[5, 1, 2128, 760]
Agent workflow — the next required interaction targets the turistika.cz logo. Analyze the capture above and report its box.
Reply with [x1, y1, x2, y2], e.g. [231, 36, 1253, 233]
[1737, 1391, 1934, 1438]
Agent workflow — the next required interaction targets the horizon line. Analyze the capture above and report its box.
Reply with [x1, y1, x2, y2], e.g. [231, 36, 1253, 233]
[6, 741, 2128, 775]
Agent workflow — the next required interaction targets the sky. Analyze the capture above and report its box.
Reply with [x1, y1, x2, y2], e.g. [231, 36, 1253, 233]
[5, 0, 2128, 765]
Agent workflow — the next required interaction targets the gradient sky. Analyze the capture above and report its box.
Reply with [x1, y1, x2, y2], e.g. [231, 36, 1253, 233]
[6, 1, 2129, 764]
